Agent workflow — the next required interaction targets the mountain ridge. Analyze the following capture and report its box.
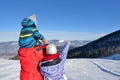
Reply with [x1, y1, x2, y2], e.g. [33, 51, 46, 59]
[68, 30, 120, 58]
[0, 40, 90, 59]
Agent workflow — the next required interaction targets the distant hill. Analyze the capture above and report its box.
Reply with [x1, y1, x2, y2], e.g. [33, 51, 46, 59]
[0, 41, 19, 59]
[68, 30, 120, 58]
[0, 40, 90, 59]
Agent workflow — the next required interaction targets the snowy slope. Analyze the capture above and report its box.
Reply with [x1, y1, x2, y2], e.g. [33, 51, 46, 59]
[0, 59, 120, 80]
[103, 54, 120, 60]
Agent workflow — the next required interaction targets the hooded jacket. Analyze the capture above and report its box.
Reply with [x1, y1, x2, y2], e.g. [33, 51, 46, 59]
[40, 43, 71, 80]
[19, 18, 45, 48]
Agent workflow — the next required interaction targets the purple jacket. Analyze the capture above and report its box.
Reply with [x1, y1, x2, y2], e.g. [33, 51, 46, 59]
[40, 43, 71, 80]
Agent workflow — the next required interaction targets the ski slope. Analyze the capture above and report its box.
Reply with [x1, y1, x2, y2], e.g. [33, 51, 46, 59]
[0, 59, 120, 80]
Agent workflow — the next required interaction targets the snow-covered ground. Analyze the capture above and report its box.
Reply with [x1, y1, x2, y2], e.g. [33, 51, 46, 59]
[0, 59, 120, 80]
[103, 54, 120, 60]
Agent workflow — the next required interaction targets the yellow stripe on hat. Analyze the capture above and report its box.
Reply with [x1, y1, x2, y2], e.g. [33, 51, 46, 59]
[20, 34, 32, 38]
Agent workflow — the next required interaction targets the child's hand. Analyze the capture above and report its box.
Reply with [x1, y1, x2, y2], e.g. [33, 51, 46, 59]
[43, 39, 48, 45]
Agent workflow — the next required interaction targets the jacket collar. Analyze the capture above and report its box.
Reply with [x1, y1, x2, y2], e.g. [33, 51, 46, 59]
[42, 53, 60, 61]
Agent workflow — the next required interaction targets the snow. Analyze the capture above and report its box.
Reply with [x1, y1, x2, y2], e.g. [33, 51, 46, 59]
[0, 59, 120, 80]
[103, 54, 120, 60]
[65, 59, 120, 80]
[58, 40, 65, 43]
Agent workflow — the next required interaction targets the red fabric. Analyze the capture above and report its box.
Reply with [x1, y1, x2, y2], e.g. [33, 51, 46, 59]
[18, 46, 46, 80]
[42, 53, 60, 61]
[39, 44, 48, 49]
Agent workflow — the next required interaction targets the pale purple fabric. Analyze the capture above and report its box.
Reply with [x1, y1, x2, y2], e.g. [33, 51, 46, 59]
[40, 43, 71, 80]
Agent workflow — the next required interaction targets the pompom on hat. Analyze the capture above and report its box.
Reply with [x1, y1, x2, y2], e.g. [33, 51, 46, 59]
[46, 44, 57, 55]
[28, 14, 37, 26]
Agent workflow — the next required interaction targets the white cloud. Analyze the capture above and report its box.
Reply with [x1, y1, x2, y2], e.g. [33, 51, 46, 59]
[0, 32, 19, 42]
[0, 31, 106, 42]
[0, 32, 19, 36]
[98, 33, 107, 37]
[41, 31, 105, 40]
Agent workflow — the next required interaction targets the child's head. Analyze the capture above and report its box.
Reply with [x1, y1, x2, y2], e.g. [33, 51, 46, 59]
[46, 44, 57, 55]
[21, 14, 37, 27]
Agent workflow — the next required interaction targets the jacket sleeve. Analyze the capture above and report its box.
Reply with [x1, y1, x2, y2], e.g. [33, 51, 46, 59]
[60, 42, 71, 63]
[33, 27, 45, 41]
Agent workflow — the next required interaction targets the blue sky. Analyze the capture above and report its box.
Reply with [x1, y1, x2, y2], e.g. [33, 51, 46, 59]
[0, 0, 120, 42]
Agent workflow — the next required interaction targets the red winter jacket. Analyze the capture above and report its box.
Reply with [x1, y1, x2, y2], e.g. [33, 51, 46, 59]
[18, 45, 47, 80]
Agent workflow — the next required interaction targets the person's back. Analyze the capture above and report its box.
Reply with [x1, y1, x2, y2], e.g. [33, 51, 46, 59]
[40, 42, 71, 80]
[18, 14, 48, 80]
[19, 14, 47, 48]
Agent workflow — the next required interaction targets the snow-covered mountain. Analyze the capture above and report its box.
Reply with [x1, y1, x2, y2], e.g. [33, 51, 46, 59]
[0, 58, 120, 80]
[68, 30, 120, 58]
[0, 40, 91, 59]
[49, 39, 90, 47]
[0, 41, 19, 59]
